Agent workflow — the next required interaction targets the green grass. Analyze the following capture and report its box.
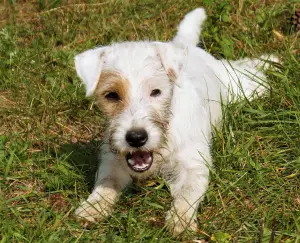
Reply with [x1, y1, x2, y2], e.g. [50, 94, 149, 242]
[0, 0, 299, 242]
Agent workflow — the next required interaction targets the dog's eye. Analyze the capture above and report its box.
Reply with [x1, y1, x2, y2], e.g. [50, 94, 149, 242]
[150, 89, 161, 97]
[105, 92, 121, 101]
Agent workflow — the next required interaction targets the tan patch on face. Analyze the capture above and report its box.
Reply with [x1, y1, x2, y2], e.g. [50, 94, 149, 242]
[95, 70, 130, 117]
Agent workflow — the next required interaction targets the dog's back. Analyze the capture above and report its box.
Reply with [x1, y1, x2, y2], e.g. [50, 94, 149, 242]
[173, 8, 276, 104]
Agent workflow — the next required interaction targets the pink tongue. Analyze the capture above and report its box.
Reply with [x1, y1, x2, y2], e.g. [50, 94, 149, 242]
[131, 151, 151, 165]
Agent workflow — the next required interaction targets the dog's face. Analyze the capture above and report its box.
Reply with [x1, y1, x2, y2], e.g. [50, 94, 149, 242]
[75, 42, 184, 173]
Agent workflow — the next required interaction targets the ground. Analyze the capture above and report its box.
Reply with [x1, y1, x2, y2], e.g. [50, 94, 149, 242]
[0, 0, 299, 242]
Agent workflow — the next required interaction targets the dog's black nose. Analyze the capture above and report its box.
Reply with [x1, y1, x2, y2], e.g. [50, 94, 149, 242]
[126, 129, 148, 147]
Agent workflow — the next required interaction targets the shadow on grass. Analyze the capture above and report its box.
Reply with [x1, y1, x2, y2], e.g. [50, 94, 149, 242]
[53, 138, 164, 198]
[57, 139, 102, 190]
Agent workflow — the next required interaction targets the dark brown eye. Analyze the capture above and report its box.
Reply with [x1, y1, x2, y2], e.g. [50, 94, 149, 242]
[105, 92, 120, 101]
[150, 89, 161, 97]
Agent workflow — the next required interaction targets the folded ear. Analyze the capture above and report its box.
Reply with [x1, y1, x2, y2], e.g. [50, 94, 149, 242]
[74, 47, 106, 96]
[155, 43, 187, 84]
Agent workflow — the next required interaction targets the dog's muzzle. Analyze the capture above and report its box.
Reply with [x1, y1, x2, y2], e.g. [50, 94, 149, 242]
[124, 128, 153, 172]
[126, 151, 153, 172]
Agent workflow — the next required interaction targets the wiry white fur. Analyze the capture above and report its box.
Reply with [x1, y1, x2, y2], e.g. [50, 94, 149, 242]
[74, 8, 277, 236]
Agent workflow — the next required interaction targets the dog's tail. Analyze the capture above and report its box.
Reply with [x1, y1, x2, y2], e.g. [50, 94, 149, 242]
[173, 8, 207, 46]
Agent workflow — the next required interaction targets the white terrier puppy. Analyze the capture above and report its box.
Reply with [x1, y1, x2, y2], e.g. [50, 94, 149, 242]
[74, 8, 276, 236]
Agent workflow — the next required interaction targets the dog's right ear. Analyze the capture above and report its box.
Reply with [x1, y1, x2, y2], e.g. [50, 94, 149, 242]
[75, 47, 106, 96]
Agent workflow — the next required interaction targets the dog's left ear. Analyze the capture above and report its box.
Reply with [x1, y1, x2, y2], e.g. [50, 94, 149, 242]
[75, 47, 106, 96]
[155, 43, 187, 84]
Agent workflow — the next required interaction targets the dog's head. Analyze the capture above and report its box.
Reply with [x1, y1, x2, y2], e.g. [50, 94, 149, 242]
[75, 42, 185, 173]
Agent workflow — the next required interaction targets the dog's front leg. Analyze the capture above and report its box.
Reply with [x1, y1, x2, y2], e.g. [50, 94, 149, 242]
[165, 155, 210, 236]
[75, 144, 132, 222]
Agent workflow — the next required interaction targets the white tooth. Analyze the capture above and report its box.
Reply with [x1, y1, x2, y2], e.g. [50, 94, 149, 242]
[128, 159, 135, 165]
[134, 163, 149, 170]
[146, 156, 152, 163]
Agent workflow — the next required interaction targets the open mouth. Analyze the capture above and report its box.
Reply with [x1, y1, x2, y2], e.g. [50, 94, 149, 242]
[126, 151, 153, 172]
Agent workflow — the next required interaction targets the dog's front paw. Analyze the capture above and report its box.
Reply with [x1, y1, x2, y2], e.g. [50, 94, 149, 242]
[166, 209, 198, 236]
[75, 199, 113, 223]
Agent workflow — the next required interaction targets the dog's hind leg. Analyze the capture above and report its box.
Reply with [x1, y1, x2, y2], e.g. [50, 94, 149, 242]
[75, 144, 132, 222]
[221, 55, 278, 100]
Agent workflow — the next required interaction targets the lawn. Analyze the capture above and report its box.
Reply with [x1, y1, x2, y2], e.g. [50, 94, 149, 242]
[0, 0, 299, 242]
